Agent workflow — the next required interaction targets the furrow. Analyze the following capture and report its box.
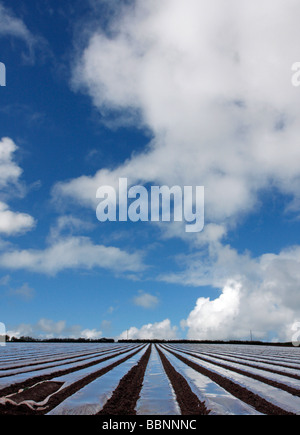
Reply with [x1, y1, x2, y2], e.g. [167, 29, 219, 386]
[162, 346, 295, 416]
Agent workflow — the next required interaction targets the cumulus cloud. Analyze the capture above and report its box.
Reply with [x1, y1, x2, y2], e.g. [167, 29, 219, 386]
[119, 319, 178, 340]
[0, 138, 23, 190]
[179, 246, 300, 341]
[0, 138, 36, 236]
[0, 202, 35, 235]
[6, 323, 33, 339]
[0, 140, 144, 277]
[37, 318, 66, 335]
[181, 281, 241, 340]
[7, 318, 103, 340]
[80, 328, 103, 340]
[54, 0, 300, 226]
[133, 291, 159, 309]
[0, 235, 145, 275]
[51, 0, 300, 340]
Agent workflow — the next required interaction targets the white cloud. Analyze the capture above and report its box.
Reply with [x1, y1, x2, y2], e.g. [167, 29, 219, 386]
[9, 283, 35, 300]
[80, 328, 103, 340]
[119, 319, 178, 340]
[133, 291, 159, 309]
[37, 318, 66, 335]
[7, 323, 33, 339]
[0, 138, 22, 190]
[49, 215, 95, 240]
[7, 318, 103, 340]
[0, 3, 33, 41]
[0, 202, 35, 235]
[0, 138, 36, 236]
[182, 281, 242, 340]
[180, 246, 300, 341]
[51, 1, 300, 341]
[0, 3, 45, 62]
[0, 235, 145, 275]
[53, 0, 300, 228]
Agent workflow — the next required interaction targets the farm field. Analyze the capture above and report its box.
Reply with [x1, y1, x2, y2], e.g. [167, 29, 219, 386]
[0, 343, 299, 415]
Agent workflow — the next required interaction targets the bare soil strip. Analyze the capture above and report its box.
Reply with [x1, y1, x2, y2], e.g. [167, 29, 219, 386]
[0, 346, 140, 398]
[0, 346, 145, 415]
[156, 346, 210, 416]
[97, 345, 152, 415]
[162, 346, 295, 416]
[9, 382, 64, 404]
[167, 346, 300, 398]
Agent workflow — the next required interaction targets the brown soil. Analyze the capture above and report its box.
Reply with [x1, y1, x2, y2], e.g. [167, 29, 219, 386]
[9, 381, 63, 404]
[1, 344, 296, 416]
[162, 346, 295, 416]
[0, 345, 140, 398]
[0, 346, 144, 415]
[156, 346, 210, 416]
[0, 402, 38, 415]
[97, 345, 152, 415]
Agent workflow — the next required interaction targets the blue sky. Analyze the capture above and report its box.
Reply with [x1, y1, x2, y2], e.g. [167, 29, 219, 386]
[0, 0, 300, 342]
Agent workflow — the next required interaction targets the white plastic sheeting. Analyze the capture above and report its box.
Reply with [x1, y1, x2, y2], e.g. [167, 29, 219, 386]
[0, 343, 123, 368]
[1, 343, 299, 415]
[165, 347, 300, 415]
[49, 346, 142, 388]
[172, 344, 300, 368]
[190, 350, 300, 375]
[0, 348, 127, 378]
[136, 346, 181, 416]
[48, 346, 149, 415]
[159, 346, 261, 416]
[167, 346, 300, 390]
[0, 345, 138, 391]
[0, 346, 125, 371]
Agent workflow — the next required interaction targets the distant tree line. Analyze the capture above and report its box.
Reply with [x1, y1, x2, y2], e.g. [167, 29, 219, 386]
[118, 339, 296, 347]
[1, 336, 295, 347]
[4, 336, 115, 343]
